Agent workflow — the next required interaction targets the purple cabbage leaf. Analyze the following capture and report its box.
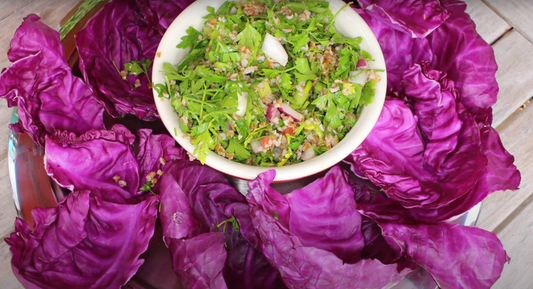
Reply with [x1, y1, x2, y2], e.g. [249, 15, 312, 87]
[247, 167, 412, 288]
[358, 0, 450, 38]
[374, 220, 509, 289]
[346, 2, 521, 218]
[0, 14, 104, 146]
[44, 124, 185, 204]
[158, 159, 285, 289]
[75, 0, 194, 120]
[167, 233, 228, 289]
[5, 191, 159, 289]
[357, 0, 501, 124]
[345, 62, 520, 222]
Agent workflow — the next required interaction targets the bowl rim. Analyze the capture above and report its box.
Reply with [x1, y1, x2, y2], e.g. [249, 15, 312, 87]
[152, 0, 387, 182]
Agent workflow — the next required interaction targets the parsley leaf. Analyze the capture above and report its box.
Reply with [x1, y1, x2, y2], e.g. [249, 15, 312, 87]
[287, 134, 306, 151]
[177, 26, 202, 49]
[238, 23, 261, 51]
[221, 92, 238, 109]
[280, 73, 293, 91]
[226, 138, 251, 160]
[202, 6, 216, 19]
[332, 31, 362, 47]
[361, 78, 376, 105]
[360, 50, 373, 60]
[334, 49, 351, 79]
[216, 216, 240, 233]
[325, 99, 344, 129]
[139, 181, 155, 194]
[294, 58, 316, 82]
[177, 48, 204, 70]
[349, 83, 363, 109]
[123, 59, 153, 88]
[163, 62, 190, 81]
[262, 68, 283, 78]
[285, 2, 308, 13]
[295, 58, 314, 75]
[290, 32, 309, 54]
[333, 92, 350, 111]
[191, 126, 215, 164]
[216, 1, 234, 15]
[311, 92, 330, 111]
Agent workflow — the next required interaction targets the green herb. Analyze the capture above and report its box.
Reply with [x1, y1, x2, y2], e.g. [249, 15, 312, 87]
[121, 59, 153, 89]
[216, 216, 240, 233]
[226, 137, 251, 160]
[59, 0, 106, 40]
[273, 211, 279, 221]
[361, 78, 376, 106]
[238, 23, 261, 52]
[325, 99, 344, 129]
[139, 181, 155, 195]
[177, 26, 202, 49]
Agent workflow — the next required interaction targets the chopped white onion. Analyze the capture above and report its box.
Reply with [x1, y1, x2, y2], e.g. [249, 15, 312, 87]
[300, 147, 316, 161]
[261, 33, 288, 66]
[349, 70, 369, 85]
[273, 147, 283, 159]
[236, 91, 248, 116]
[251, 140, 263, 154]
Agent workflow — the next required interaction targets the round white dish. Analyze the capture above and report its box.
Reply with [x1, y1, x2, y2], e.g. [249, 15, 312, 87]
[152, 0, 387, 181]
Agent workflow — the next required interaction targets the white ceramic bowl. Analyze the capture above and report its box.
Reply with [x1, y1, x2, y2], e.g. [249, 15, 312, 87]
[152, 0, 386, 182]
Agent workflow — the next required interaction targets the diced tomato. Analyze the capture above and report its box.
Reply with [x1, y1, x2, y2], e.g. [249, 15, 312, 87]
[261, 136, 274, 149]
[283, 126, 296, 136]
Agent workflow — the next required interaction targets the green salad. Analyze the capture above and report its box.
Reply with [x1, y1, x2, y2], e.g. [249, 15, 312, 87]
[155, 0, 379, 166]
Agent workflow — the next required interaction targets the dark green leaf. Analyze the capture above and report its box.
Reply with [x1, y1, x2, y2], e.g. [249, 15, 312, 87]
[280, 73, 292, 91]
[285, 2, 308, 13]
[290, 33, 308, 54]
[361, 78, 376, 105]
[262, 69, 283, 78]
[238, 23, 261, 51]
[325, 99, 343, 129]
[226, 138, 251, 160]
[177, 26, 201, 49]
[203, 6, 216, 19]
[360, 50, 373, 60]
[206, 75, 227, 83]
[312, 94, 329, 111]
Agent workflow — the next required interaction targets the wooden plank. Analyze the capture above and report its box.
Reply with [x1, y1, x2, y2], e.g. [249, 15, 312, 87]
[491, 29, 533, 127]
[0, 1, 35, 23]
[485, 0, 533, 45]
[476, 100, 533, 232]
[491, 191, 533, 289]
[0, 241, 23, 289]
[464, 0, 511, 44]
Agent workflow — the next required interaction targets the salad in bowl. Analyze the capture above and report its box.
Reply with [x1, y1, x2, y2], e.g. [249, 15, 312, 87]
[152, 0, 386, 181]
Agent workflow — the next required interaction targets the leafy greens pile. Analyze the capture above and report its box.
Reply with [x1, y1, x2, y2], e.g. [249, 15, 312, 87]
[155, 0, 378, 166]
[0, 0, 521, 289]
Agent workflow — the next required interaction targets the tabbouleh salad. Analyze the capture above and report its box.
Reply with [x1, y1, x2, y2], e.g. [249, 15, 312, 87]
[154, 0, 380, 166]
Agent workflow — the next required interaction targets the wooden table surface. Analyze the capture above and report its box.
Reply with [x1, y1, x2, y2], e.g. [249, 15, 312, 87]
[0, 0, 532, 288]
